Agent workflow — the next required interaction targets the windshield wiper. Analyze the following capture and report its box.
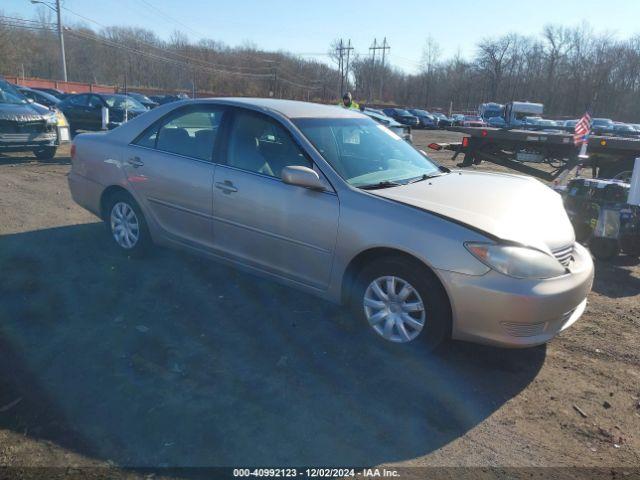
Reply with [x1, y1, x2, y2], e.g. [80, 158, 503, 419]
[358, 180, 403, 190]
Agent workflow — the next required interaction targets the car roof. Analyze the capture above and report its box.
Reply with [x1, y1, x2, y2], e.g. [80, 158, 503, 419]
[199, 97, 364, 119]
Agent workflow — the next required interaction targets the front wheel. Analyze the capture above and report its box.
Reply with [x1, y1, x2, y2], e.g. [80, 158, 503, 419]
[105, 192, 152, 256]
[33, 147, 57, 160]
[350, 256, 451, 350]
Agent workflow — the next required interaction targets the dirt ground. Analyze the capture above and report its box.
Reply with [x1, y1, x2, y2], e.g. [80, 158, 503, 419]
[0, 130, 638, 478]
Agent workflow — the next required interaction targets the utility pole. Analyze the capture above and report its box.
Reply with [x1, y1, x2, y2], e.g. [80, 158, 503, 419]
[369, 38, 378, 102]
[56, 0, 67, 82]
[335, 39, 354, 97]
[31, 0, 67, 81]
[379, 37, 390, 101]
[369, 38, 389, 101]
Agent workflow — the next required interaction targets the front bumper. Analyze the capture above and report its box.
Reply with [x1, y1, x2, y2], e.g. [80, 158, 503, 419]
[439, 243, 594, 347]
[0, 125, 70, 151]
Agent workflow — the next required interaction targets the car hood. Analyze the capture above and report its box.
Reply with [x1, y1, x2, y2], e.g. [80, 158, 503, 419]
[370, 170, 575, 253]
[0, 101, 50, 121]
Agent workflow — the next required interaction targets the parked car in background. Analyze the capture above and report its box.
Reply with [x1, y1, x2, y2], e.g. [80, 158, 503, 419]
[59, 93, 148, 133]
[362, 108, 412, 142]
[68, 98, 593, 349]
[0, 77, 70, 160]
[16, 86, 61, 109]
[126, 92, 159, 109]
[431, 112, 452, 128]
[32, 87, 68, 99]
[523, 117, 560, 131]
[487, 116, 507, 128]
[382, 108, 419, 127]
[591, 118, 615, 135]
[563, 119, 578, 132]
[451, 114, 466, 126]
[612, 123, 638, 137]
[408, 109, 437, 129]
[150, 93, 190, 105]
[461, 115, 486, 127]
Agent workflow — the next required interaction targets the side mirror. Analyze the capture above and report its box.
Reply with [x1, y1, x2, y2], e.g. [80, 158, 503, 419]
[281, 165, 325, 191]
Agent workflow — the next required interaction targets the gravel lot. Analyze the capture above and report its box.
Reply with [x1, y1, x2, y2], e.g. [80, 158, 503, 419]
[0, 130, 638, 476]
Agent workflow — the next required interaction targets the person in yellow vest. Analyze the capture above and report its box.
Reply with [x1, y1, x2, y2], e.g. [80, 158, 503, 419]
[339, 92, 359, 110]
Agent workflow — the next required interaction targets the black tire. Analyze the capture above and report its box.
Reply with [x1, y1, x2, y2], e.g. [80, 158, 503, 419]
[32, 147, 57, 161]
[104, 191, 152, 257]
[350, 256, 451, 350]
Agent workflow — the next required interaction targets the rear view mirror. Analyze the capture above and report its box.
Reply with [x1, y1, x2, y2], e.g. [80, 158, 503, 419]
[281, 166, 325, 191]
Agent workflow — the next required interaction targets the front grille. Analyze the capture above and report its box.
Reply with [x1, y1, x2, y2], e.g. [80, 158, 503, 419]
[552, 244, 574, 267]
[0, 119, 49, 134]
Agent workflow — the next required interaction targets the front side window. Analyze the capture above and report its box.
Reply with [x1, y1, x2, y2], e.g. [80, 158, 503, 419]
[226, 110, 311, 178]
[134, 106, 224, 162]
[88, 96, 104, 108]
[67, 95, 89, 107]
[295, 117, 442, 188]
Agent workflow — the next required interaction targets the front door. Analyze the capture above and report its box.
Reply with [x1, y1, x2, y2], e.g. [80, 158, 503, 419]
[212, 109, 339, 289]
[123, 104, 226, 248]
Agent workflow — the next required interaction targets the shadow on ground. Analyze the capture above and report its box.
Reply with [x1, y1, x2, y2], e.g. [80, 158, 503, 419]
[592, 255, 640, 298]
[0, 223, 546, 467]
[0, 151, 70, 166]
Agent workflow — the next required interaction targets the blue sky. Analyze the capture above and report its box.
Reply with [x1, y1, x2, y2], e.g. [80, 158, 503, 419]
[3, 0, 639, 72]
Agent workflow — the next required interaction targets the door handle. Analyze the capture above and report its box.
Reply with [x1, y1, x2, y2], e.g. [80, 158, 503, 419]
[127, 156, 144, 167]
[215, 180, 238, 193]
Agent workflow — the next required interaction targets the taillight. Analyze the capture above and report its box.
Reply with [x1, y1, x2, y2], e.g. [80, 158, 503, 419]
[462, 137, 469, 148]
[70, 143, 76, 159]
[481, 130, 488, 137]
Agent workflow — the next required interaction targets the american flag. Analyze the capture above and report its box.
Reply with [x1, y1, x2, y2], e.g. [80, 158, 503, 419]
[574, 111, 592, 145]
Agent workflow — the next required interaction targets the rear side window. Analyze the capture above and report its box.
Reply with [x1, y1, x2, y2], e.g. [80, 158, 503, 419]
[133, 106, 224, 162]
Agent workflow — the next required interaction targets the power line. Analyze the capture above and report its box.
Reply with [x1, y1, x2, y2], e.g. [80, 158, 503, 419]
[136, 0, 207, 40]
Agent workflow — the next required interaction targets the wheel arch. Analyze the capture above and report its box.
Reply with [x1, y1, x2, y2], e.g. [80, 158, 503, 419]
[99, 185, 132, 220]
[340, 247, 451, 309]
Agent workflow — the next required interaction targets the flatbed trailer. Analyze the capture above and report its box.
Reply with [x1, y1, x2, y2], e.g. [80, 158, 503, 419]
[430, 126, 640, 181]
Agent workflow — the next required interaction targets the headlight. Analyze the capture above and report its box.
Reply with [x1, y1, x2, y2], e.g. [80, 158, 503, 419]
[56, 112, 68, 127]
[465, 242, 566, 279]
[45, 113, 58, 125]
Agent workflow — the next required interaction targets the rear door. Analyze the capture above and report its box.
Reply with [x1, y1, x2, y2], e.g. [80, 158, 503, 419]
[211, 108, 339, 289]
[123, 104, 226, 248]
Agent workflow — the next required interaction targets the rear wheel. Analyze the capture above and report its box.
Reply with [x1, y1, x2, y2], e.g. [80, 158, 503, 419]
[105, 191, 151, 256]
[33, 147, 57, 160]
[350, 256, 451, 350]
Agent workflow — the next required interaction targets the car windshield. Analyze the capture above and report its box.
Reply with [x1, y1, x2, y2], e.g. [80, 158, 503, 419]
[130, 93, 152, 102]
[411, 109, 429, 116]
[0, 80, 28, 105]
[465, 115, 482, 121]
[592, 118, 612, 126]
[294, 117, 442, 187]
[394, 109, 411, 116]
[103, 94, 145, 110]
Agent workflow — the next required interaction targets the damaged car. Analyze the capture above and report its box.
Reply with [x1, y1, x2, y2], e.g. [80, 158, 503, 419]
[0, 77, 70, 160]
[68, 98, 594, 350]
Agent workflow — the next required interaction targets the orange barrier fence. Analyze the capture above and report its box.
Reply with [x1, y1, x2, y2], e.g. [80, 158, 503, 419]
[3, 75, 115, 94]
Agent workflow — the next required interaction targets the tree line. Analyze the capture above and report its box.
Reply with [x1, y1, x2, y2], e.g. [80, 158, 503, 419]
[1, 14, 640, 121]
